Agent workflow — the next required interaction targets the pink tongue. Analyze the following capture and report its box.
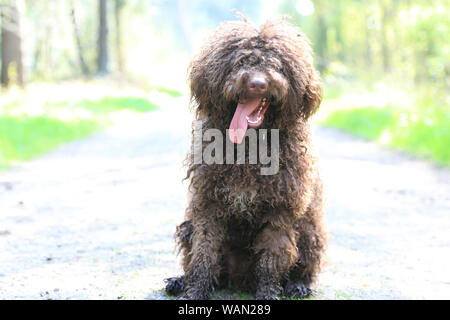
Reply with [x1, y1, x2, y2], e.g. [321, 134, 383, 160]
[228, 97, 262, 144]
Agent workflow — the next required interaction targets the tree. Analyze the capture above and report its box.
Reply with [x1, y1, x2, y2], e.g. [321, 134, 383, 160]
[114, 0, 125, 74]
[1, 0, 24, 87]
[314, 0, 328, 72]
[70, 0, 90, 76]
[379, 0, 391, 73]
[97, 0, 108, 75]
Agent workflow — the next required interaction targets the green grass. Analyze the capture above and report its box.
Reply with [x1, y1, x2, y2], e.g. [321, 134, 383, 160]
[335, 290, 354, 300]
[0, 117, 99, 167]
[321, 101, 450, 166]
[49, 97, 159, 114]
[0, 95, 159, 169]
[150, 86, 183, 98]
[322, 106, 396, 140]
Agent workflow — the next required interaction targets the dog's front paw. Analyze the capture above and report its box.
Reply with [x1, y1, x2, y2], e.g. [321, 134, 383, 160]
[283, 281, 312, 299]
[164, 276, 185, 296]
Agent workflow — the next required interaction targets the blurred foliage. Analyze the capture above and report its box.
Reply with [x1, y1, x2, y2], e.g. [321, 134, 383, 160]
[323, 107, 396, 141]
[149, 86, 183, 98]
[321, 103, 450, 166]
[1, 0, 448, 166]
[16, 0, 263, 87]
[278, 0, 449, 166]
[280, 0, 449, 90]
[1, 0, 444, 90]
[320, 85, 450, 166]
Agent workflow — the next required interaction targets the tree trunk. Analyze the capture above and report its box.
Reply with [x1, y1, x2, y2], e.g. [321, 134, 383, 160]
[70, 1, 90, 76]
[114, 0, 125, 74]
[315, 0, 328, 72]
[380, 3, 390, 73]
[364, 10, 373, 69]
[97, 0, 108, 75]
[380, 0, 398, 74]
[1, 0, 24, 87]
[334, 1, 344, 61]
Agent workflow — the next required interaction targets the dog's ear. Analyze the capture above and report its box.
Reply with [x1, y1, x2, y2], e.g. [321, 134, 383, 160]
[188, 60, 209, 112]
[301, 68, 322, 118]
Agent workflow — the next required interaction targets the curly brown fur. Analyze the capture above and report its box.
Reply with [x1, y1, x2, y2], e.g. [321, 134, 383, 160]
[165, 16, 326, 300]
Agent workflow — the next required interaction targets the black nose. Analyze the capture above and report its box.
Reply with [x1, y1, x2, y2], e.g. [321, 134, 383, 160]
[248, 77, 267, 94]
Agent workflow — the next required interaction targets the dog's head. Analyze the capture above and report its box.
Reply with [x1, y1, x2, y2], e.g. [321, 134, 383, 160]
[189, 16, 322, 144]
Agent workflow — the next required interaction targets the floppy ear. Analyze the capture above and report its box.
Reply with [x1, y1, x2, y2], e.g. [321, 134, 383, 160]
[188, 58, 213, 119]
[188, 61, 208, 106]
[302, 68, 322, 118]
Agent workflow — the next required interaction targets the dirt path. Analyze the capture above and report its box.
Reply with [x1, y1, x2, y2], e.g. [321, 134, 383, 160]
[1, 97, 449, 300]
[314, 127, 450, 299]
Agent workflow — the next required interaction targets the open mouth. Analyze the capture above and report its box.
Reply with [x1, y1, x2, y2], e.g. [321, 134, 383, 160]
[228, 97, 270, 144]
[245, 97, 269, 126]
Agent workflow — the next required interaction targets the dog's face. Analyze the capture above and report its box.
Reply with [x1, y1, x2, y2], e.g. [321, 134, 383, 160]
[189, 18, 322, 143]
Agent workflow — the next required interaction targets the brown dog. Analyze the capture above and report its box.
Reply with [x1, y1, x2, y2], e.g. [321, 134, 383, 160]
[165, 16, 326, 300]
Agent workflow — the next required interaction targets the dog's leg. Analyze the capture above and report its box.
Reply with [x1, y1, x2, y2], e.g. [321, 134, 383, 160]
[164, 221, 193, 297]
[284, 190, 326, 299]
[164, 276, 185, 296]
[283, 222, 323, 299]
[253, 223, 299, 300]
[282, 263, 313, 299]
[176, 220, 194, 272]
[182, 217, 225, 300]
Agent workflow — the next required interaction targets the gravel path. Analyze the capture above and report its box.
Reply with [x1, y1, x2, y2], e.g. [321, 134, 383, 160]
[1, 97, 449, 300]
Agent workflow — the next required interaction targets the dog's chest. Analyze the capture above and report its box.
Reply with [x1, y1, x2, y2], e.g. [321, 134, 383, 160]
[213, 165, 283, 214]
[216, 182, 265, 216]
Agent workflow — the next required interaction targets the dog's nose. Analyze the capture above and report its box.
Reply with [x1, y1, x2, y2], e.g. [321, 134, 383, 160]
[248, 77, 267, 94]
